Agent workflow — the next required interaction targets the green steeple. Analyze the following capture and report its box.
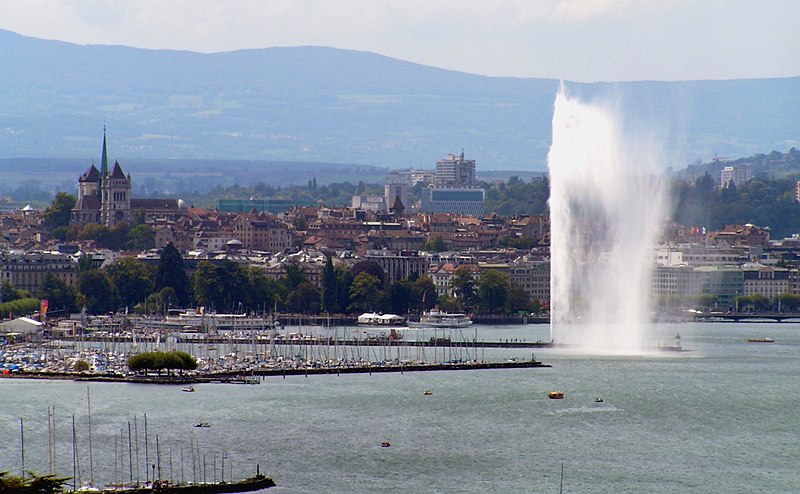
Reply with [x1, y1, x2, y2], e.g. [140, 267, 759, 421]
[100, 126, 109, 178]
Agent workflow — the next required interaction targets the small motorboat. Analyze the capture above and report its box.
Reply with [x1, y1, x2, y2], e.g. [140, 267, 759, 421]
[380, 441, 391, 448]
[747, 337, 774, 343]
[548, 391, 565, 400]
[594, 397, 604, 403]
[423, 390, 433, 396]
[194, 422, 210, 428]
[182, 386, 195, 392]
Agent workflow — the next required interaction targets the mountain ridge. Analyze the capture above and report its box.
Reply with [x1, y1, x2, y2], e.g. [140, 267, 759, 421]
[1, 28, 798, 171]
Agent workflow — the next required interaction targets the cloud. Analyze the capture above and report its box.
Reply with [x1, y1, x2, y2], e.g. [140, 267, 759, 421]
[0, 0, 798, 81]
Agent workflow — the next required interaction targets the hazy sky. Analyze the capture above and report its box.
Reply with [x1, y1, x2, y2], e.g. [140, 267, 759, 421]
[1, 0, 798, 82]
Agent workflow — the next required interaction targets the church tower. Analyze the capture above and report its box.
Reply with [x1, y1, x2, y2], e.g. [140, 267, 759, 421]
[101, 161, 132, 226]
[98, 128, 132, 226]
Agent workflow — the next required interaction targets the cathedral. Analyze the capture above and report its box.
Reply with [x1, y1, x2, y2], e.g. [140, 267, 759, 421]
[72, 129, 132, 227]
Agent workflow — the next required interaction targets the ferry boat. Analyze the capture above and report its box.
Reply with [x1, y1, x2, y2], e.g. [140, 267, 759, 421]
[409, 308, 472, 328]
[357, 312, 406, 326]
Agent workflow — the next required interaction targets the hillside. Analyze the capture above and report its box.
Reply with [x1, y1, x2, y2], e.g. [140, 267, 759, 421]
[1, 29, 799, 173]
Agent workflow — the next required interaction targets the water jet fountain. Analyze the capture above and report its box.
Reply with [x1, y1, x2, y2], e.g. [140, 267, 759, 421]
[548, 87, 668, 354]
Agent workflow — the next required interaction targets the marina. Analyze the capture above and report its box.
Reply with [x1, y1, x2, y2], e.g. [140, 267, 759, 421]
[1, 321, 799, 493]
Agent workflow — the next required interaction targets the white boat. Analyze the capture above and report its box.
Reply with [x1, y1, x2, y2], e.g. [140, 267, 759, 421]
[409, 308, 472, 328]
[357, 312, 406, 326]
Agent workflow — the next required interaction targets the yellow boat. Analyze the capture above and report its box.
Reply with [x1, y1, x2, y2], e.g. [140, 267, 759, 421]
[548, 391, 565, 399]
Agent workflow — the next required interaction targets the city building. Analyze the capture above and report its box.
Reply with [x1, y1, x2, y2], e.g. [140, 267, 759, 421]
[435, 151, 476, 187]
[0, 251, 78, 297]
[421, 188, 485, 216]
[720, 165, 752, 188]
[363, 249, 428, 284]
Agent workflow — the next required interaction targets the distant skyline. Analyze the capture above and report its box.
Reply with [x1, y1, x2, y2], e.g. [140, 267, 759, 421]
[1, 0, 798, 82]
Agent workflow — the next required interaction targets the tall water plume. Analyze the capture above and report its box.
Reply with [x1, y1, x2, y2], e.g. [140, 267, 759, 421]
[548, 88, 668, 353]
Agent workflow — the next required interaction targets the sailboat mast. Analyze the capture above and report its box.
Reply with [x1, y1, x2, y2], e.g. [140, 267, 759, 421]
[72, 415, 79, 490]
[127, 421, 134, 484]
[87, 386, 94, 485]
[19, 418, 25, 479]
[144, 413, 150, 483]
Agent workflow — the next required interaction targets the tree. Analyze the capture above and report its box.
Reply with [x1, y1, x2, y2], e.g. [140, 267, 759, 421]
[320, 256, 339, 313]
[476, 270, 511, 314]
[282, 262, 307, 292]
[246, 267, 280, 313]
[104, 257, 155, 309]
[155, 243, 190, 306]
[422, 235, 448, 252]
[40, 274, 77, 314]
[351, 260, 386, 288]
[45, 192, 76, 228]
[348, 272, 383, 313]
[336, 267, 354, 314]
[77, 270, 118, 314]
[285, 282, 321, 314]
[386, 279, 416, 314]
[128, 350, 197, 374]
[413, 275, 438, 311]
[127, 224, 155, 250]
[1, 281, 25, 303]
[192, 260, 250, 312]
[507, 285, 531, 313]
[193, 261, 227, 310]
[436, 294, 461, 313]
[450, 266, 477, 310]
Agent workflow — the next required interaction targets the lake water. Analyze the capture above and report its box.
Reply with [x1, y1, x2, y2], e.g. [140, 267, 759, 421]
[1, 322, 798, 493]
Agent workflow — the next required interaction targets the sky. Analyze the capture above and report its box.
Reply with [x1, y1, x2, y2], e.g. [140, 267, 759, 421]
[0, 0, 798, 82]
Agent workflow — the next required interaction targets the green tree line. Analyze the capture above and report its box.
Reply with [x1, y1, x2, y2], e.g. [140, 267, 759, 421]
[30, 244, 543, 317]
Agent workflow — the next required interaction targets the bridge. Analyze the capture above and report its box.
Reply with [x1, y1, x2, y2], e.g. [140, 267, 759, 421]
[694, 312, 800, 323]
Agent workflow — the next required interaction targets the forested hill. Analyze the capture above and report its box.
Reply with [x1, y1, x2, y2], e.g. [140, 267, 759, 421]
[481, 149, 800, 239]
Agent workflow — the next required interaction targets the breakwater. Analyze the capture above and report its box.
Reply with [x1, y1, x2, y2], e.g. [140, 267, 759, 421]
[1, 358, 551, 384]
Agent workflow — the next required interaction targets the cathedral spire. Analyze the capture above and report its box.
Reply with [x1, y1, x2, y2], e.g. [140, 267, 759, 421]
[100, 125, 109, 178]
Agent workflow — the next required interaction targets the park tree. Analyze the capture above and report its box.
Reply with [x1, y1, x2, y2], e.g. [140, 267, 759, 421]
[142, 287, 177, 315]
[193, 260, 250, 312]
[422, 235, 448, 253]
[320, 256, 339, 313]
[336, 267, 354, 314]
[476, 270, 511, 314]
[282, 262, 307, 292]
[351, 260, 386, 288]
[1, 281, 26, 303]
[246, 267, 281, 312]
[348, 272, 383, 313]
[413, 275, 438, 311]
[285, 282, 321, 314]
[193, 261, 227, 310]
[155, 243, 190, 306]
[126, 224, 155, 250]
[104, 257, 155, 309]
[777, 293, 800, 312]
[40, 274, 77, 315]
[45, 192, 76, 228]
[507, 285, 532, 313]
[77, 269, 118, 314]
[436, 294, 461, 313]
[450, 266, 477, 310]
[386, 279, 416, 315]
